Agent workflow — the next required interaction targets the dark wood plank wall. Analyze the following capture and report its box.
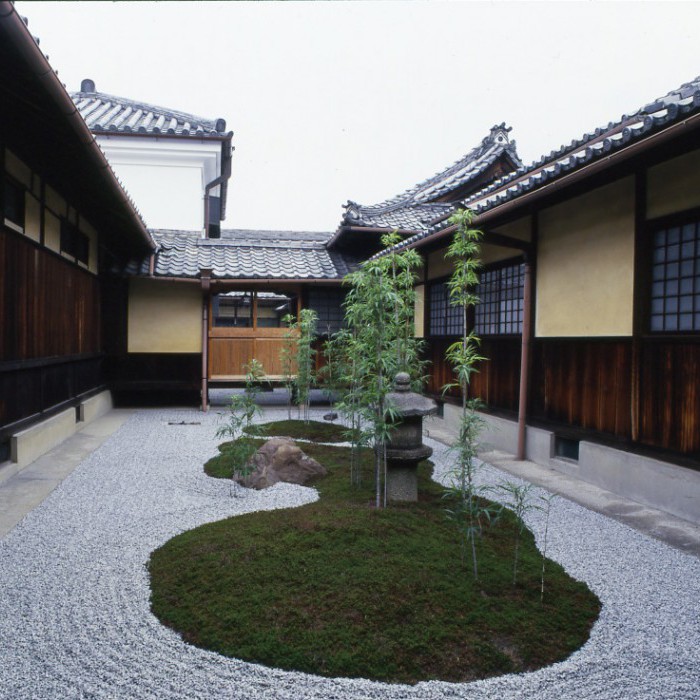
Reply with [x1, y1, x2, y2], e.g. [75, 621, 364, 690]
[425, 337, 521, 413]
[529, 339, 633, 439]
[425, 339, 454, 397]
[1, 231, 100, 360]
[639, 338, 700, 456]
[426, 333, 700, 458]
[105, 354, 200, 392]
[472, 338, 522, 412]
[0, 230, 102, 433]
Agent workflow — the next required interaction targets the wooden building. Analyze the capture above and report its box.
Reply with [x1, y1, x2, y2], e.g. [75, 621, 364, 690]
[115, 228, 357, 405]
[0, 3, 154, 467]
[2, 0, 698, 521]
[344, 79, 700, 522]
[102, 124, 518, 404]
[67, 86, 357, 407]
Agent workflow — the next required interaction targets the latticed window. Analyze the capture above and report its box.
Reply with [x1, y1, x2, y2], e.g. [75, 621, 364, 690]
[211, 291, 297, 328]
[307, 287, 346, 335]
[429, 282, 464, 336]
[650, 221, 700, 332]
[474, 263, 524, 336]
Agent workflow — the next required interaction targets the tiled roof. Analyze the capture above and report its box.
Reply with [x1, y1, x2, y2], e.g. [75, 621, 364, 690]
[131, 229, 360, 280]
[342, 201, 454, 232]
[377, 74, 700, 257]
[341, 124, 522, 231]
[71, 80, 229, 137]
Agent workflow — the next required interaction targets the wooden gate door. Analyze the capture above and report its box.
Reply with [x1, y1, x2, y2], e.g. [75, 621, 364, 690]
[208, 289, 300, 380]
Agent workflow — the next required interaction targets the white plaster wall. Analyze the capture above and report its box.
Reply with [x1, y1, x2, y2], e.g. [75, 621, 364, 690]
[112, 163, 203, 230]
[95, 136, 222, 231]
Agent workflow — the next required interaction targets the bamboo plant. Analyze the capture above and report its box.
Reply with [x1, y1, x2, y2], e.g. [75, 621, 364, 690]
[215, 359, 266, 496]
[441, 208, 493, 579]
[337, 232, 424, 507]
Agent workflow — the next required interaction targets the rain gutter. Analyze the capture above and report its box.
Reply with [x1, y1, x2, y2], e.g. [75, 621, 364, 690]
[200, 269, 212, 412]
[516, 257, 533, 460]
[136, 276, 345, 285]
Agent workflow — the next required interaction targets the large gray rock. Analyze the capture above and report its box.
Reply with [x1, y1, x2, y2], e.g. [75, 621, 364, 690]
[237, 437, 326, 490]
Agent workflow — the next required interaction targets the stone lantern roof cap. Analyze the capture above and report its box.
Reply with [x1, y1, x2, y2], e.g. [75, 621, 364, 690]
[386, 373, 438, 417]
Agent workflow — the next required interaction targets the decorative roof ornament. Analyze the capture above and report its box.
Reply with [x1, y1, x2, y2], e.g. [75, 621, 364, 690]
[485, 122, 512, 147]
[342, 200, 362, 224]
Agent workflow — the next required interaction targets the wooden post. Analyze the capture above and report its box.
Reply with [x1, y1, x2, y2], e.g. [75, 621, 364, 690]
[631, 171, 647, 443]
[516, 257, 532, 461]
[200, 269, 212, 412]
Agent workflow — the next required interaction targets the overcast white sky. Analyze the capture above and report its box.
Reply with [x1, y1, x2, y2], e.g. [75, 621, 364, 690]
[15, 1, 700, 232]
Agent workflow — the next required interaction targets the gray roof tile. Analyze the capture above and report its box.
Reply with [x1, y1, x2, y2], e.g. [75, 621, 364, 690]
[70, 83, 229, 138]
[133, 229, 359, 280]
[375, 74, 700, 259]
[341, 124, 522, 231]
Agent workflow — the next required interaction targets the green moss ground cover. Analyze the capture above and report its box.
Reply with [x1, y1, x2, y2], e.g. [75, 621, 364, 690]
[150, 421, 600, 684]
[244, 418, 353, 443]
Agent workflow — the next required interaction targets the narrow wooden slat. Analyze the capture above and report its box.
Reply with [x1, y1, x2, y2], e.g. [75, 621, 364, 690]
[530, 339, 634, 440]
[0, 230, 100, 361]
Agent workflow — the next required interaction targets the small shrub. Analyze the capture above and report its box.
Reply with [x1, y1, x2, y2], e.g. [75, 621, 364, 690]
[216, 359, 266, 494]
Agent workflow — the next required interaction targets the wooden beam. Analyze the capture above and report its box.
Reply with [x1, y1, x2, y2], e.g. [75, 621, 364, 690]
[484, 231, 534, 255]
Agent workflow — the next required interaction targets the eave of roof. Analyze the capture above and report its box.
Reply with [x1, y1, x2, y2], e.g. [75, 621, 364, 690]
[126, 229, 360, 281]
[375, 74, 700, 259]
[71, 88, 230, 139]
[0, 3, 154, 255]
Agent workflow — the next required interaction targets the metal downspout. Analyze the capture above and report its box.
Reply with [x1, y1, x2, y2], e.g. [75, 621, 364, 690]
[516, 257, 532, 460]
[203, 141, 232, 235]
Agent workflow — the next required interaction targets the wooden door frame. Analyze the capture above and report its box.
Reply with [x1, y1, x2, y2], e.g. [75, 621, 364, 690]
[207, 284, 302, 381]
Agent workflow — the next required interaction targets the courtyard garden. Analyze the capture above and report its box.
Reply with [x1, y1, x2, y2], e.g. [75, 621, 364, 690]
[149, 215, 600, 683]
[149, 419, 600, 683]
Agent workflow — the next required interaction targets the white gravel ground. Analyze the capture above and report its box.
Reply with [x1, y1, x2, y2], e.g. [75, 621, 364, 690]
[1, 407, 699, 700]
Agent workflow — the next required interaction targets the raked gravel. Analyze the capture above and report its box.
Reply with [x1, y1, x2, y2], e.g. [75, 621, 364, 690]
[1, 407, 699, 700]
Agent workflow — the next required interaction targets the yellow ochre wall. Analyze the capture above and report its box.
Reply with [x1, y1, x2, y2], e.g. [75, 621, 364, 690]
[128, 279, 202, 353]
[426, 249, 453, 281]
[24, 193, 41, 242]
[414, 284, 425, 338]
[482, 216, 532, 265]
[536, 177, 635, 337]
[647, 148, 700, 219]
[426, 216, 531, 279]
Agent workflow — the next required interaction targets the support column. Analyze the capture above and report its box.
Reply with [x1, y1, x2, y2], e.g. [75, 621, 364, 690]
[516, 257, 532, 461]
[200, 268, 212, 412]
[631, 170, 647, 443]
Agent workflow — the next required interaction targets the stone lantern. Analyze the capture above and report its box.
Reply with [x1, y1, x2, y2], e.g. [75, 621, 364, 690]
[385, 372, 438, 502]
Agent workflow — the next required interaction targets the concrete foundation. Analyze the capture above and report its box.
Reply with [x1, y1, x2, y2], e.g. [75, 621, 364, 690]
[0, 408, 132, 538]
[2, 391, 113, 484]
[425, 404, 700, 525]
